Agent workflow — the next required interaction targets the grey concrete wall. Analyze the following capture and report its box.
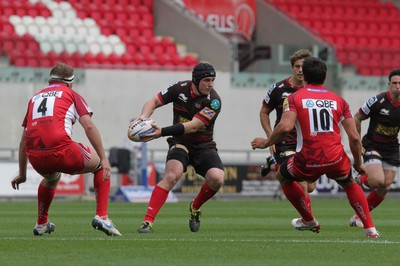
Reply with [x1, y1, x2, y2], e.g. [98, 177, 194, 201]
[0, 69, 267, 156]
[0, 68, 388, 163]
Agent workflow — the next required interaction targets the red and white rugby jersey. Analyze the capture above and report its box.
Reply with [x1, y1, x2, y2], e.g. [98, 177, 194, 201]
[284, 84, 352, 167]
[22, 82, 92, 150]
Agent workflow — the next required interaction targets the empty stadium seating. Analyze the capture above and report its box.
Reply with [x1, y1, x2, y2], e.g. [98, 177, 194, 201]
[270, 0, 400, 76]
[0, 0, 198, 69]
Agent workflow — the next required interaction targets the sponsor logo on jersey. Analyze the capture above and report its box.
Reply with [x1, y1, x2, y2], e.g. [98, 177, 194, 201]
[367, 96, 378, 107]
[303, 99, 337, 110]
[283, 98, 289, 111]
[360, 104, 370, 115]
[375, 123, 399, 136]
[199, 107, 216, 120]
[282, 92, 291, 98]
[307, 88, 327, 92]
[210, 99, 220, 110]
[264, 95, 270, 103]
[178, 93, 188, 102]
[33, 91, 63, 102]
[379, 108, 390, 115]
[268, 83, 276, 95]
[178, 116, 190, 123]
[305, 99, 314, 107]
[41, 91, 63, 98]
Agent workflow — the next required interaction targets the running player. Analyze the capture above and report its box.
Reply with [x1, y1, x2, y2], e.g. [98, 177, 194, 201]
[349, 68, 400, 228]
[134, 63, 224, 233]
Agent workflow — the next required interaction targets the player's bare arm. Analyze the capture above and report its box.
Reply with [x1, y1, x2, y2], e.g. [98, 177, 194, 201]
[79, 114, 111, 180]
[353, 112, 366, 134]
[342, 117, 366, 174]
[140, 95, 164, 119]
[252, 111, 296, 150]
[130, 96, 164, 129]
[11, 130, 28, 190]
[259, 105, 276, 154]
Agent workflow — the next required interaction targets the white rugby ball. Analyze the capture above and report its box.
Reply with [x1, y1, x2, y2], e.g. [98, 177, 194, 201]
[127, 118, 156, 142]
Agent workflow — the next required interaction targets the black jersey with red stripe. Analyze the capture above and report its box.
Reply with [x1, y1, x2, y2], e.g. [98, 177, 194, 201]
[157, 80, 221, 144]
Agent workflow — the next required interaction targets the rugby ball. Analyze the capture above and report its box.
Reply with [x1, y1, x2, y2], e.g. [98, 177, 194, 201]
[127, 118, 156, 142]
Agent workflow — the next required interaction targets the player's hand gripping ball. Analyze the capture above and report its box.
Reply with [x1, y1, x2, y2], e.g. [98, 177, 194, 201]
[127, 118, 156, 142]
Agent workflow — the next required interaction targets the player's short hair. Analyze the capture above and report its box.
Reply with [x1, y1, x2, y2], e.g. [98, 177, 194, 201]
[388, 68, 400, 81]
[302, 57, 327, 85]
[192, 63, 216, 88]
[49, 62, 74, 84]
[289, 49, 312, 67]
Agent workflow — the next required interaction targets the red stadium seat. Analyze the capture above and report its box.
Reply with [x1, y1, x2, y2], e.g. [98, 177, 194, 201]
[104, 11, 115, 23]
[26, 56, 40, 67]
[141, 28, 153, 39]
[165, 44, 178, 56]
[153, 44, 164, 57]
[115, 27, 128, 40]
[369, 37, 380, 49]
[183, 54, 198, 66]
[142, 0, 154, 10]
[139, 44, 151, 56]
[137, 5, 150, 14]
[116, 10, 130, 23]
[126, 43, 138, 55]
[381, 37, 391, 48]
[336, 49, 348, 65]
[129, 12, 141, 25]
[13, 55, 27, 67]
[120, 53, 135, 65]
[128, 28, 141, 40]
[0, 0, 197, 69]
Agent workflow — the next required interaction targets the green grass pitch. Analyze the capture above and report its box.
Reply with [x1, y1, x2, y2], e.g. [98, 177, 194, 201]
[1, 197, 399, 266]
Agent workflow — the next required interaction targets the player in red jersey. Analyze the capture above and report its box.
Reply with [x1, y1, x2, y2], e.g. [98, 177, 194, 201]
[11, 62, 121, 236]
[349, 69, 400, 228]
[133, 63, 224, 233]
[251, 57, 380, 238]
[259, 49, 316, 199]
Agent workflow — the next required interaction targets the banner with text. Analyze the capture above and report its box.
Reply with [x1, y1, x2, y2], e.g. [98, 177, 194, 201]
[180, 0, 256, 41]
[173, 164, 400, 196]
[0, 162, 84, 196]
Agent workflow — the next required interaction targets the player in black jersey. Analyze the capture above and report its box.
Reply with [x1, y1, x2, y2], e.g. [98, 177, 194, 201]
[259, 49, 316, 200]
[133, 63, 224, 233]
[349, 68, 400, 228]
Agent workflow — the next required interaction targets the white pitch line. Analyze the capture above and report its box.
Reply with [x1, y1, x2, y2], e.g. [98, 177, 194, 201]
[1, 237, 399, 245]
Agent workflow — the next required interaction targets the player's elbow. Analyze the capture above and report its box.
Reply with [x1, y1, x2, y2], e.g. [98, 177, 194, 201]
[348, 132, 361, 143]
[278, 123, 294, 135]
[82, 121, 97, 134]
[186, 124, 202, 134]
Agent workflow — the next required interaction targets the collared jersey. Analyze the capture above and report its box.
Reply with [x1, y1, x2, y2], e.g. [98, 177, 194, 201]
[158, 80, 221, 143]
[22, 83, 92, 150]
[285, 84, 352, 167]
[263, 77, 302, 147]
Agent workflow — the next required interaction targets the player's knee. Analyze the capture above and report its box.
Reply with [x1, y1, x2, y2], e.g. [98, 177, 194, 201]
[211, 176, 224, 190]
[92, 162, 102, 173]
[206, 169, 224, 186]
[44, 172, 61, 187]
[307, 182, 316, 193]
[369, 179, 385, 189]
[162, 171, 182, 186]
